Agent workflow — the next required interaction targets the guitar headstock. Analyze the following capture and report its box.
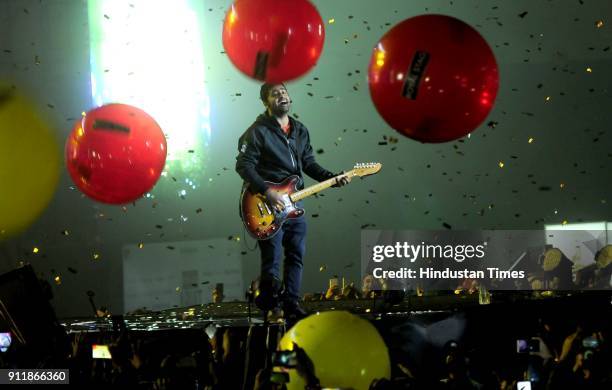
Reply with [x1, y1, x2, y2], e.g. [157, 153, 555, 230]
[351, 162, 382, 178]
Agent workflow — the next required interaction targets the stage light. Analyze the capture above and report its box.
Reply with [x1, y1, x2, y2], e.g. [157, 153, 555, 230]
[88, 0, 210, 178]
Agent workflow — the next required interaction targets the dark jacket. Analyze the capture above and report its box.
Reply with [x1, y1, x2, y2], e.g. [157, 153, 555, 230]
[236, 113, 334, 194]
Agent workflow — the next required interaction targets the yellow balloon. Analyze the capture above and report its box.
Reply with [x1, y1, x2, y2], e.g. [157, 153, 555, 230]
[279, 310, 390, 390]
[0, 87, 60, 239]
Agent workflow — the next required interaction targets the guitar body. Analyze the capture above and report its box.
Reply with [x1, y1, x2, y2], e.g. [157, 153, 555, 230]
[240, 176, 305, 240]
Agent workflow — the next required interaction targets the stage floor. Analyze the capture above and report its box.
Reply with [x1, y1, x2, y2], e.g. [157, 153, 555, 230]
[59, 291, 608, 332]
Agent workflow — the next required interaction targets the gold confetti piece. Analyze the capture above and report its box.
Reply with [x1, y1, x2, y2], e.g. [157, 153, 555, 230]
[328, 18, 335, 24]
[175, 287, 181, 292]
[54, 275, 62, 285]
[319, 265, 327, 272]
[498, 161, 504, 168]
[33, 247, 39, 253]
[81, 111, 87, 117]
[235, 237, 240, 242]
[365, 308, 371, 313]
[34, 55, 40, 65]
[545, 96, 551, 101]
[559, 182, 565, 189]
[562, 220, 568, 225]
[596, 20, 604, 28]
[528, 137, 534, 143]
[93, 253, 100, 260]
[586, 67, 592, 73]
[61, 230, 69, 236]
[138, 243, 144, 249]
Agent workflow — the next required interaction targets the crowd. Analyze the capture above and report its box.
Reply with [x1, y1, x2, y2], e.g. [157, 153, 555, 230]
[1, 293, 609, 389]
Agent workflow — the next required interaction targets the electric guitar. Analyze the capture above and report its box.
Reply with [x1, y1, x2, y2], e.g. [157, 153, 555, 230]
[240, 163, 382, 240]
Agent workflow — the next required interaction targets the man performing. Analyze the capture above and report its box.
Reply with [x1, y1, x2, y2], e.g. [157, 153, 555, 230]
[236, 83, 349, 319]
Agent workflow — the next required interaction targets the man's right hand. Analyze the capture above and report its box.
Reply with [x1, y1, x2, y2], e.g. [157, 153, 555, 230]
[265, 189, 285, 212]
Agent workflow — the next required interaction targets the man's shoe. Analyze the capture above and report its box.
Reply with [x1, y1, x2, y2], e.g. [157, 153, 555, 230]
[283, 302, 307, 320]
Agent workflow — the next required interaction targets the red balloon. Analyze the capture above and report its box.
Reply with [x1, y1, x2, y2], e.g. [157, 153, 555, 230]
[222, 0, 325, 83]
[65, 104, 167, 204]
[368, 15, 499, 143]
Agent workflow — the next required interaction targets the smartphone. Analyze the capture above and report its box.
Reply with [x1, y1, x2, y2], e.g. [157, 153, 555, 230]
[516, 339, 528, 353]
[272, 350, 297, 368]
[516, 339, 539, 353]
[92, 344, 112, 359]
[582, 336, 599, 349]
[516, 381, 531, 390]
[0, 332, 11, 353]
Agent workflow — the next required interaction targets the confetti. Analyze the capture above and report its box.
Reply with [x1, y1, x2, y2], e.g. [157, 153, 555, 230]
[93, 253, 100, 260]
[167, 246, 175, 250]
[559, 183, 565, 189]
[328, 18, 335, 24]
[498, 161, 504, 168]
[61, 230, 69, 236]
[54, 276, 62, 285]
[33, 247, 39, 254]
[138, 243, 144, 249]
[586, 67, 592, 73]
[595, 20, 604, 28]
[443, 222, 452, 230]
[518, 11, 528, 18]
[319, 265, 327, 272]
[528, 137, 534, 143]
[68, 267, 77, 274]
[545, 96, 551, 101]
[196, 208, 203, 213]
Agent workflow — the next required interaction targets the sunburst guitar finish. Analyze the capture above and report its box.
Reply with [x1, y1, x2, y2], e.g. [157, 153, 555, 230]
[240, 163, 382, 240]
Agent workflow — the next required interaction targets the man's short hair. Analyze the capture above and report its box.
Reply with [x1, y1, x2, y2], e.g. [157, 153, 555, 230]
[260, 82, 286, 102]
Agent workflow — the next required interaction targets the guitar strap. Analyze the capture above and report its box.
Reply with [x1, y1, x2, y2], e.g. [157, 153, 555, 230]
[294, 124, 304, 188]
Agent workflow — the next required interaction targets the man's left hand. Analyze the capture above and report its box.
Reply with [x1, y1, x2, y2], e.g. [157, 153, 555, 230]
[333, 171, 351, 187]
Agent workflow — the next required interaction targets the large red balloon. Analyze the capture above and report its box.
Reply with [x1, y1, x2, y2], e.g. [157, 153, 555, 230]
[65, 104, 167, 204]
[222, 0, 325, 83]
[368, 15, 499, 143]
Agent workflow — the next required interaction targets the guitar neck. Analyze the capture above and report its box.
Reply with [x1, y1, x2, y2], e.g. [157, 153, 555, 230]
[290, 172, 353, 202]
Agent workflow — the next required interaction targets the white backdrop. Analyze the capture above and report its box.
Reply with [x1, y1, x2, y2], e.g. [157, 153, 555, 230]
[123, 238, 243, 312]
